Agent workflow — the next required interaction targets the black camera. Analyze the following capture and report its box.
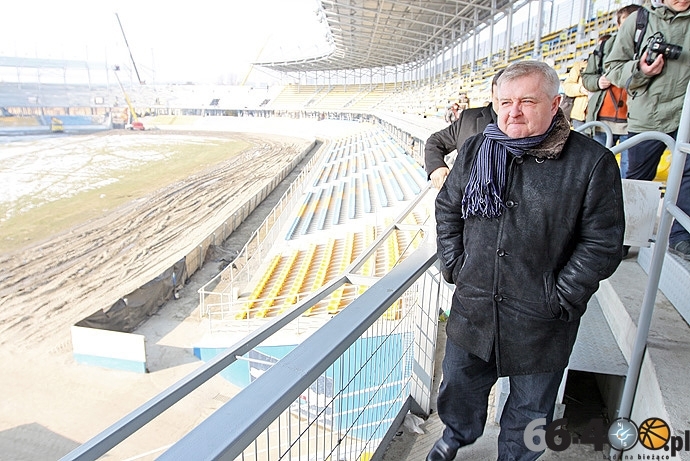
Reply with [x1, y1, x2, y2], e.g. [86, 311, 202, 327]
[644, 33, 683, 65]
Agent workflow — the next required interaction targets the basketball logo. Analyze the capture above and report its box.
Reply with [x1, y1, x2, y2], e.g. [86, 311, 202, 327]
[638, 417, 671, 450]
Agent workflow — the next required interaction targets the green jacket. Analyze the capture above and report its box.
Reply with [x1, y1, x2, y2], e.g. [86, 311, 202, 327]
[605, 6, 690, 133]
[582, 36, 617, 124]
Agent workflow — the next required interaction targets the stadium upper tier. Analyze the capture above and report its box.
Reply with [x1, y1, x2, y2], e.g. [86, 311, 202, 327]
[256, 0, 613, 74]
[257, 0, 518, 72]
[1, 6, 616, 119]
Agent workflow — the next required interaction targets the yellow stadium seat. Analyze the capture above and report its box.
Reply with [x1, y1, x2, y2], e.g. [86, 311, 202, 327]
[654, 150, 672, 183]
[235, 255, 282, 319]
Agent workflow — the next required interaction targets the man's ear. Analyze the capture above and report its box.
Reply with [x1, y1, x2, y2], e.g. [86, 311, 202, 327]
[552, 95, 561, 115]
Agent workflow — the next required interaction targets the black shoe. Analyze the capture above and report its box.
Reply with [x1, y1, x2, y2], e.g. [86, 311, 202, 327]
[426, 438, 457, 461]
[622, 245, 630, 259]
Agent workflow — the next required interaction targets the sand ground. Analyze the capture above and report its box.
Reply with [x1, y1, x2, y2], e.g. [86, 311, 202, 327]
[0, 129, 313, 352]
[0, 123, 326, 460]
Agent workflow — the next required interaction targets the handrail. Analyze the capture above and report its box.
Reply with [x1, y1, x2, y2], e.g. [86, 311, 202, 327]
[616, 82, 690, 426]
[59, 184, 435, 461]
[160, 234, 437, 460]
[609, 132, 676, 161]
[575, 120, 613, 146]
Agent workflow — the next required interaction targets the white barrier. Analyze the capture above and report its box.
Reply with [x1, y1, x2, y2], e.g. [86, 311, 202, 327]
[622, 178, 663, 248]
[71, 326, 147, 373]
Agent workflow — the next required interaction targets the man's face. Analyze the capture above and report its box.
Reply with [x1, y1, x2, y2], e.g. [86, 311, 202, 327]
[665, 0, 690, 12]
[497, 75, 559, 138]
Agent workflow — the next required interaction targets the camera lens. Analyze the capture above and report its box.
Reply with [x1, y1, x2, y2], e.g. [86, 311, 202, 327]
[665, 43, 683, 60]
[645, 39, 683, 65]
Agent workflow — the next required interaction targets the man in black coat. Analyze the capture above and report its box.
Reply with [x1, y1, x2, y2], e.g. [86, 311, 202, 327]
[424, 70, 503, 189]
[426, 61, 625, 461]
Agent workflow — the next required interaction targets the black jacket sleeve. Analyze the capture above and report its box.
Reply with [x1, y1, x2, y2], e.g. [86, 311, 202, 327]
[424, 119, 461, 177]
[434, 136, 481, 283]
[424, 104, 494, 178]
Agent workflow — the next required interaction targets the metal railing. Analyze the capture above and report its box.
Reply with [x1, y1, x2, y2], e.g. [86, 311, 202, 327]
[580, 85, 690, 443]
[160, 243, 440, 460]
[614, 87, 690, 424]
[60, 185, 448, 461]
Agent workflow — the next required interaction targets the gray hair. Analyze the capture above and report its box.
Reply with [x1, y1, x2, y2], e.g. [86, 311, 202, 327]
[496, 60, 560, 98]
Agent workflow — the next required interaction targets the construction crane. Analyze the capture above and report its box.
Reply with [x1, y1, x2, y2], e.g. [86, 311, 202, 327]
[112, 65, 144, 130]
[240, 35, 271, 86]
[113, 13, 144, 130]
[115, 12, 145, 85]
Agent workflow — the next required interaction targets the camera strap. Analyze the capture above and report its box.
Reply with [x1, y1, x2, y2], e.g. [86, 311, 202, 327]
[627, 8, 650, 99]
[633, 8, 649, 60]
[596, 38, 608, 74]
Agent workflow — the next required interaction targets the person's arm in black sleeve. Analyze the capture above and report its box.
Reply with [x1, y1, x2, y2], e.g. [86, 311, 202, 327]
[424, 116, 462, 188]
[434, 140, 468, 284]
[556, 151, 625, 322]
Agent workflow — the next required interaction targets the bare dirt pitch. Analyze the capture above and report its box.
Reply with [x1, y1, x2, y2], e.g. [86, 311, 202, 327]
[0, 119, 372, 460]
[0, 127, 317, 460]
[0, 129, 313, 352]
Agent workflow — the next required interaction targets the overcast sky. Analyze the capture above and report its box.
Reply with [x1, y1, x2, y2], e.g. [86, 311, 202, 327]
[0, 0, 331, 84]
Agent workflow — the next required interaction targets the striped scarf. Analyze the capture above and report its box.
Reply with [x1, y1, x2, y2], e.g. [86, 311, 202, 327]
[462, 119, 557, 219]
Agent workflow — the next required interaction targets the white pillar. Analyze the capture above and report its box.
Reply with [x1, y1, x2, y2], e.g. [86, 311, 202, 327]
[577, 0, 588, 41]
[533, 0, 546, 58]
[504, 8, 513, 63]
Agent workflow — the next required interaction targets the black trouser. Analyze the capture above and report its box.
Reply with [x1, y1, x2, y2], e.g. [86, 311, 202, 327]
[627, 130, 690, 245]
[436, 340, 564, 460]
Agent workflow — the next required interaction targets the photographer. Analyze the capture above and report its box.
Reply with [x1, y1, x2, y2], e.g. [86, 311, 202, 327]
[605, 0, 690, 260]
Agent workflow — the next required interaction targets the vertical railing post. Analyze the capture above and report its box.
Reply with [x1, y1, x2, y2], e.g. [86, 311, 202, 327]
[616, 82, 690, 425]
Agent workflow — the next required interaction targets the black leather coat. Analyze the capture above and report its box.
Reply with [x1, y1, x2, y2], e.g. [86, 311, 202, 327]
[435, 117, 625, 376]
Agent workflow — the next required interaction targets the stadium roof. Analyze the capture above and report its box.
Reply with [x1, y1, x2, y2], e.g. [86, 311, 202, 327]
[256, 0, 526, 73]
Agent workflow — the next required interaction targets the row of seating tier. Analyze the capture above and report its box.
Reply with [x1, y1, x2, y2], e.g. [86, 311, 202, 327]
[236, 254, 283, 319]
[326, 232, 356, 314]
[286, 131, 427, 241]
[304, 239, 336, 316]
[357, 226, 377, 295]
[255, 250, 301, 318]
[238, 218, 413, 320]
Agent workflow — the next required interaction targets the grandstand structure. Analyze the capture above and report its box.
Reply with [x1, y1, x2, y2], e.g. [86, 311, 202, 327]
[4, 1, 690, 460]
[197, 127, 432, 337]
[1, 0, 621, 126]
